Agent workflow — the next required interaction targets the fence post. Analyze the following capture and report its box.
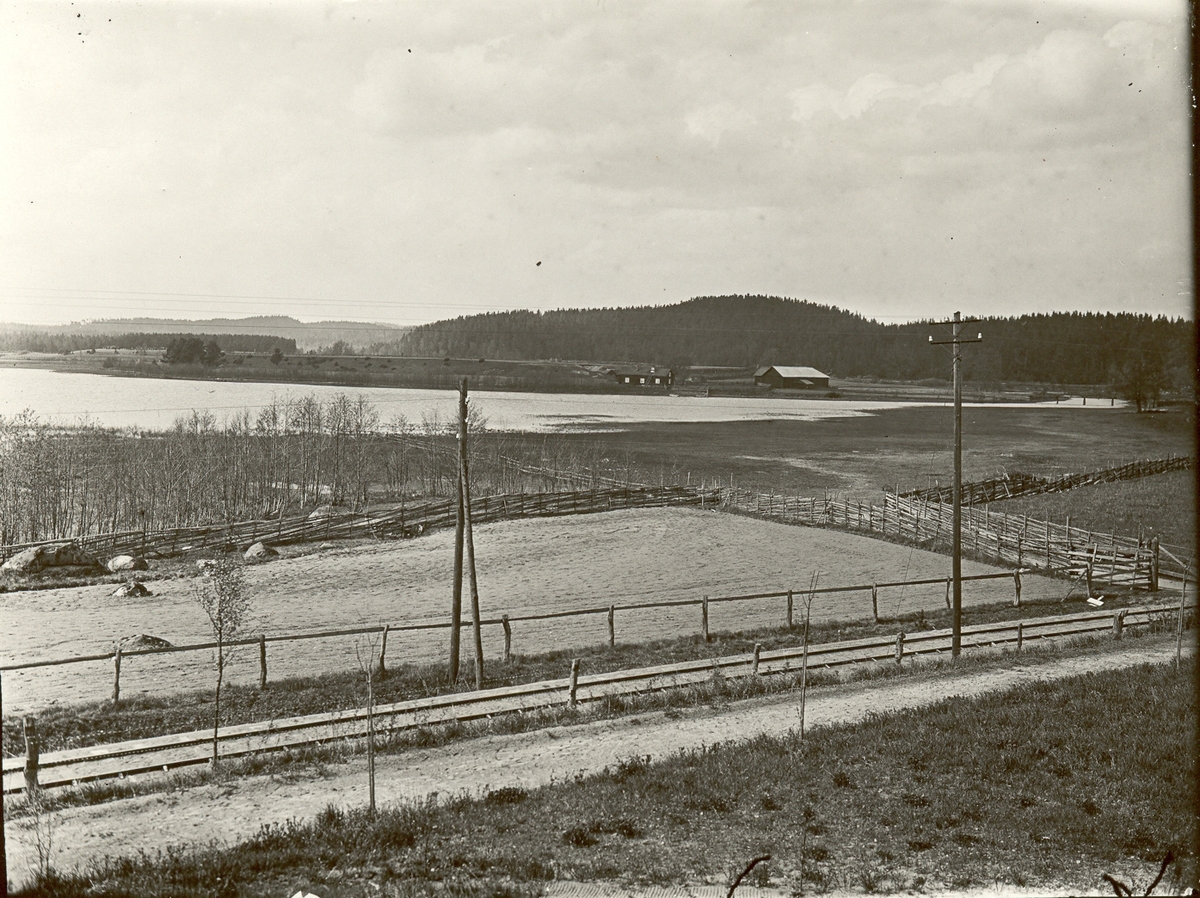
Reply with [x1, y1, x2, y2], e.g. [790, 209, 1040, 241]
[944, 578, 952, 612]
[377, 625, 389, 680]
[569, 659, 580, 708]
[895, 632, 905, 664]
[872, 583, 879, 622]
[752, 643, 762, 675]
[607, 605, 616, 648]
[1016, 621, 1024, 652]
[259, 635, 268, 690]
[502, 615, 512, 663]
[1150, 537, 1160, 592]
[1112, 610, 1126, 640]
[702, 595, 710, 642]
[23, 716, 39, 796]
[1016, 535, 1023, 571]
[1085, 557, 1094, 597]
[787, 590, 793, 628]
[112, 646, 122, 708]
[1013, 570, 1022, 607]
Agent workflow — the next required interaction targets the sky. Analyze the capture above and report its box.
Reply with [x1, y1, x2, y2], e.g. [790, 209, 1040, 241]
[0, 0, 1192, 329]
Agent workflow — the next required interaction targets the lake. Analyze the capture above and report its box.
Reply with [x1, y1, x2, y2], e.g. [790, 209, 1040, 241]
[0, 366, 1105, 433]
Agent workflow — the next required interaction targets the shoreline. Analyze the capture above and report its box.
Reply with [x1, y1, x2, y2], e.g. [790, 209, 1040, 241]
[0, 351, 1127, 407]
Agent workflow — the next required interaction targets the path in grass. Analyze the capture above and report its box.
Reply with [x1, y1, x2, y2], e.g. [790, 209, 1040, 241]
[0, 506, 1066, 713]
[4, 638, 1187, 889]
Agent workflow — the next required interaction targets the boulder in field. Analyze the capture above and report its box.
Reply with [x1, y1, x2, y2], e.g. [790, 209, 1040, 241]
[119, 633, 171, 650]
[244, 541, 279, 562]
[112, 581, 152, 598]
[1, 546, 46, 574]
[107, 555, 149, 573]
[2, 543, 98, 573]
[48, 544, 97, 568]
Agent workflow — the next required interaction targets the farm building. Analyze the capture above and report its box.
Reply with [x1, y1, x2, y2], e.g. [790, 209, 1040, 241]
[754, 365, 830, 389]
[610, 366, 674, 387]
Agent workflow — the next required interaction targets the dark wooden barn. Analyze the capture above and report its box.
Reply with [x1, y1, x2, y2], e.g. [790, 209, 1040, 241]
[610, 366, 674, 387]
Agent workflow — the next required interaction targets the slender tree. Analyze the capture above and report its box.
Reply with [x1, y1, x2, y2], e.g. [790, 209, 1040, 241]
[193, 557, 251, 766]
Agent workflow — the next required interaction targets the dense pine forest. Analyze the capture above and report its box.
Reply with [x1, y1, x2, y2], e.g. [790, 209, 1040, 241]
[397, 296, 1194, 391]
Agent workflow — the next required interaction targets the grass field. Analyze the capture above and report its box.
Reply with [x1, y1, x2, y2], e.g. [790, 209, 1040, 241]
[992, 469, 1196, 555]
[16, 659, 1194, 898]
[545, 404, 1195, 498]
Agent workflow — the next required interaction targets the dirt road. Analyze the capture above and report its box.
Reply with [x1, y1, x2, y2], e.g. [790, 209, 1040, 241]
[4, 639, 1185, 890]
[1, 507, 1066, 713]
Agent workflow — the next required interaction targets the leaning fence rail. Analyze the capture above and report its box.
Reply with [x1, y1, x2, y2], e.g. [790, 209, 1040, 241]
[899, 454, 1193, 505]
[3, 600, 1189, 794]
[718, 487, 1190, 587]
[6, 476, 1190, 586]
[0, 484, 715, 565]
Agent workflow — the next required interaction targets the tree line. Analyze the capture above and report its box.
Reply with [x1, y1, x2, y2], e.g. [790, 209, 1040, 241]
[396, 296, 1194, 394]
[0, 329, 296, 355]
[0, 396, 624, 547]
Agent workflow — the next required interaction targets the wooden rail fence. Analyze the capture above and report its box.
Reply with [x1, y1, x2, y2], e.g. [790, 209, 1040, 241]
[899, 455, 1193, 505]
[0, 571, 1025, 701]
[0, 485, 714, 565]
[719, 488, 1180, 588]
[4, 601, 1189, 794]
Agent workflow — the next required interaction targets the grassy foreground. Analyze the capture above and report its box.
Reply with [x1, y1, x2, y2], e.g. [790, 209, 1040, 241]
[15, 659, 1195, 897]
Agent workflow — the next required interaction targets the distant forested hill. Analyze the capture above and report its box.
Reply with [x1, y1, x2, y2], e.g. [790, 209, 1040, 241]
[0, 316, 405, 352]
[398, 296, 1194, 388]
[0, 329, 295, 354]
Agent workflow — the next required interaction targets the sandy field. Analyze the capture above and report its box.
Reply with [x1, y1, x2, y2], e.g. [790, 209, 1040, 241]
[0, 507, 1066, 713]
[3, 640, 1183, 893]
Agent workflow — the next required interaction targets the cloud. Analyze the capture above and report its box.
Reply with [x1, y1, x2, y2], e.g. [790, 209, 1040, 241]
[791, 54, 1009, 122]
[0, 0, 1190, 326]
[685, 103, 757, 145]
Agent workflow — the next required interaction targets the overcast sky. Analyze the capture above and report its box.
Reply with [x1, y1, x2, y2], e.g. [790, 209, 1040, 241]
[1, 0, 1191, 328]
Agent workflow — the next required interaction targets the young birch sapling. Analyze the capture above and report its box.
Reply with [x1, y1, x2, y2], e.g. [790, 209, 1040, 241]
[193, 556, 251, 767]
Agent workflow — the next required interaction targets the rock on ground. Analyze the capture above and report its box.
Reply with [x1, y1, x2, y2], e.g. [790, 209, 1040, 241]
[244, 541, 279, 562]
[106, 555, 149, 572]
[1, 543, 98, 573]
[118, 633, 172, 650]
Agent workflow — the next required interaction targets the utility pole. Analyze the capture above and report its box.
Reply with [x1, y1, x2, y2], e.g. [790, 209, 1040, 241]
[460, 385, 485, 690]
[930, 312, 982, 657]
[449, 378, 467, 684]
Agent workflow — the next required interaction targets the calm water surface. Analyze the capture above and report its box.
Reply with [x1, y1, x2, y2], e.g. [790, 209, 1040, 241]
[0, 367, 1101, 432]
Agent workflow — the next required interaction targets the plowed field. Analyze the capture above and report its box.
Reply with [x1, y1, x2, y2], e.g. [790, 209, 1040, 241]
[0, 507, 1064, 713]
